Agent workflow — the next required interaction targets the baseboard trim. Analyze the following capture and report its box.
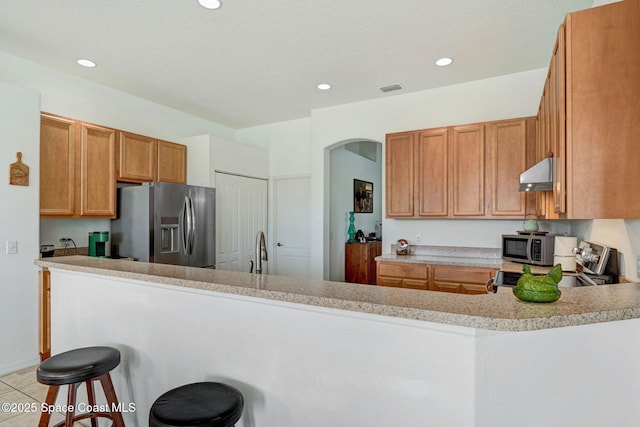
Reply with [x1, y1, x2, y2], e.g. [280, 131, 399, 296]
[0, 354, 41, 376]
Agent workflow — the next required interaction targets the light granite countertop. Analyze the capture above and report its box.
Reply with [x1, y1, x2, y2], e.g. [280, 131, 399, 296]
[35, 256, 640, 332]
[376, 253, 503, 269]
[375, 244, 502, 269]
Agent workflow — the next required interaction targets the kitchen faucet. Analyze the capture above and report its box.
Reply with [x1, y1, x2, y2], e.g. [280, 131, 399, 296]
[249, 231, 268, 274]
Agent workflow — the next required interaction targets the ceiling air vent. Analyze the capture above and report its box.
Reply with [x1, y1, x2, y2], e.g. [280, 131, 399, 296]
[380, 84, 402, 93]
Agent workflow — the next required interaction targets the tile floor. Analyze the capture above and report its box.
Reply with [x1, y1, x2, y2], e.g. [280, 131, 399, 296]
[0, 365, 79, 426]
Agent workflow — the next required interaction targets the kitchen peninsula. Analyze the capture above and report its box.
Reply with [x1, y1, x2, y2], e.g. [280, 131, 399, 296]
[36, 256, 640, 426]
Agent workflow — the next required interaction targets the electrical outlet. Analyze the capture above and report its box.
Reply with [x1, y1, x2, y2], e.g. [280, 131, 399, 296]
[416, 234, 421, 243]
[60, 237, 71, 244]
[6, 240, 18, 255]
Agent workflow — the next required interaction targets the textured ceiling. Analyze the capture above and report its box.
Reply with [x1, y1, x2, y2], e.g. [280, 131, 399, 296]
[0, 0, 593, 129]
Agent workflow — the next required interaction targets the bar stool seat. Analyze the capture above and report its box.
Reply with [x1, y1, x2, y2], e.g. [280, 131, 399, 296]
[149, 382, 244, 427]
[37, 346, 125, 427]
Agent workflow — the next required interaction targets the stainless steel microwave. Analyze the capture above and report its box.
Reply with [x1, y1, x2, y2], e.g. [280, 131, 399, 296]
[501, 234, 555, 266]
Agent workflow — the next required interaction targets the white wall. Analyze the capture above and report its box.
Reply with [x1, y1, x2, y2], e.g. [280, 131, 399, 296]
[0, 51, 250, 249]
[0, 52, 236, 142]
[178, 134, 211, 187]
[50, 269, 478, 427]
[40, 218, 111, 250]
[329, 143, 382, 281]
[209, 135, 269, 186]
[311, 69, 553, 278]
[0, 81, 41, 374]
[237, 69, 551, 278]
[51, 267, 640, 426]
[592, 0, 619, 6]
[237, 118, 311, 177]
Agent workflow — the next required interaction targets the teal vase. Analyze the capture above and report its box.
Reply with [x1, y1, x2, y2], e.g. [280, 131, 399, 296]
[347, 211, 356, 242]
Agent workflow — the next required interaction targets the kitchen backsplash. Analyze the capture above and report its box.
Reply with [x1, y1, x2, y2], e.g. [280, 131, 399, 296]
[40, 218, 111, 248]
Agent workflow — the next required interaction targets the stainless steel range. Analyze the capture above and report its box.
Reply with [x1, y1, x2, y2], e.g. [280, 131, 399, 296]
[487, 240, 619, 292]
[573, 240, 619, 285]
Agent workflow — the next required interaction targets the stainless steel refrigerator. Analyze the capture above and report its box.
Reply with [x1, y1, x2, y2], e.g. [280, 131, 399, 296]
[111, 182, 216, 268]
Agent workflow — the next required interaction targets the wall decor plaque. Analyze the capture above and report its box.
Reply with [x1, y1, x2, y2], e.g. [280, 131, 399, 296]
[9, 152, 29, 186]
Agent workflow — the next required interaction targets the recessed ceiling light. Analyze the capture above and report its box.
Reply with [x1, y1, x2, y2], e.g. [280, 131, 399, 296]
[317, 83, 331, 90]
[198, 0, 222, 9]
[435, 57, 454, 67]
[77, 59, 96, 68]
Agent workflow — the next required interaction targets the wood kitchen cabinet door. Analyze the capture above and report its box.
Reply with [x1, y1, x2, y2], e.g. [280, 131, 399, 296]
[40, 114, 76, 216]
[416, 128, 449, 217]
[157, 140, 187, 184]
[551, 25, 566, 215]
[39, 270, 51, 360]
[431, 266, 495, 295]
[564, 0, 640, 218]
[451, 124, 485, 216]
[118, 131, 156, 182]
[78, 122, 117, 217]
[486, 118, 529, 217]
[385, 132, 415, 217]
[377, 262, 429, 290]
[345, 242, 381, 285]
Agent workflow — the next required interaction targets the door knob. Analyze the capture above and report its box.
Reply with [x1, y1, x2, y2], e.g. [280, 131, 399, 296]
[277, 242, 284, 246]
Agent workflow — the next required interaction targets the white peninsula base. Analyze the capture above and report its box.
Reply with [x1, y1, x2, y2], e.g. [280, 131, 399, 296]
[47, 267, 640, 426]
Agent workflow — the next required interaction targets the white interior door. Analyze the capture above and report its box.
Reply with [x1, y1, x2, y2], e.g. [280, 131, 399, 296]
[274, 176, 311, 278]
[215, 172, 268, 272]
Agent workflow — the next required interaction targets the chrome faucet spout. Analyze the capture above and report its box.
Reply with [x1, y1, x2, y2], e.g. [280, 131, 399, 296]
[255, 231, 268, 274]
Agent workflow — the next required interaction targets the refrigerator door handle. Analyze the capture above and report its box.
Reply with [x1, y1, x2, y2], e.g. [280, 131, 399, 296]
[188, 196, 196, 254]
[181, 196, 190, 255]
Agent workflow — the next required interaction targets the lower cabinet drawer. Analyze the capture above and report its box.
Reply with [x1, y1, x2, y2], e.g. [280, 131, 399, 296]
[377, 262, 429, 279]
[433, 266, 494, 283]
[431, 281, 462, 293]
[459, 283, 488, 295]
[377, 276, 404, 288]
[404, 279, 429, 290]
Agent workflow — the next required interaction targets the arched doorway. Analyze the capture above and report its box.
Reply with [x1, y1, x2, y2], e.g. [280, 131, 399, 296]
[327, 139, 382, 282]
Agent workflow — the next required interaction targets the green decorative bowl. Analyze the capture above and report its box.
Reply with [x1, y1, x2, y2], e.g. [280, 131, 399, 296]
[513, 287, 561, 303]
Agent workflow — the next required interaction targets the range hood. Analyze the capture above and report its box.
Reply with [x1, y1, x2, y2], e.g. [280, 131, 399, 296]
[518, 157, 553, 192]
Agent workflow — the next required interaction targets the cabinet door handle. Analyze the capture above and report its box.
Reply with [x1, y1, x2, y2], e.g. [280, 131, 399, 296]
[277, 242, 284, 247]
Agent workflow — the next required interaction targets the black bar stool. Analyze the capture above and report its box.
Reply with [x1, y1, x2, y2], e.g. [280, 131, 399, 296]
[149, 382, 244, 427]
[37, 346, 126, 427]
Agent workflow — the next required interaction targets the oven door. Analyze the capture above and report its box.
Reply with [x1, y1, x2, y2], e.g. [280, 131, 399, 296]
[486, 271, 522, 293]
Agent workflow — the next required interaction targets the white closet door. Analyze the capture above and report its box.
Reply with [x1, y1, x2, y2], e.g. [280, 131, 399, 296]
[215, 172, 268, 272]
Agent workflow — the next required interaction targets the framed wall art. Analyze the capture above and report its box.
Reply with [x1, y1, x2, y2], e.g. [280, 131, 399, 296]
[353, 179, 373, 213]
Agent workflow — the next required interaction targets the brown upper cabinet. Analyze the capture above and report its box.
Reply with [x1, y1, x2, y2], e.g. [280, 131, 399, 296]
[415, 128, 448, 216]
[78, 122, 117, 217]
[451, 124, 485, 217]
[157, 140, 187, 184]
[117, 131, 157, 183]
[537, 0, 640, 219]
[486, 118, 532, 217]
[386, 117, 534, 219]
[40, 114, 76, 216]
[117, 133, 187, 184]
[40, 113, 116, 218]
[41, 113, 187, 218]
[385, 132, 415, 217]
